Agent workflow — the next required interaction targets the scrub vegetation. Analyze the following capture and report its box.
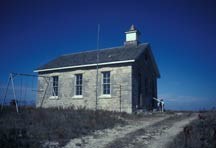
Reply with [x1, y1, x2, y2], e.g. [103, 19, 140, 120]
[1, 106, 215, 148]
[0, 106, 128, 147]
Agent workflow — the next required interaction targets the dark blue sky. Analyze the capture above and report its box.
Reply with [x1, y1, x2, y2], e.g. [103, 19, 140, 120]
[0, 0, 216, 110]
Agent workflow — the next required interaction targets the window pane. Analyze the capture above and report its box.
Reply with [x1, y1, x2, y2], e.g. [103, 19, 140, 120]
[107, 78, 110, 83]
[76, 86, 81, 95]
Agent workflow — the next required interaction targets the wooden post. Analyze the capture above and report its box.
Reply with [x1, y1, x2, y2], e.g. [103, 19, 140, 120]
[119, 84, 122, 112]
[95, 24, 100, 111]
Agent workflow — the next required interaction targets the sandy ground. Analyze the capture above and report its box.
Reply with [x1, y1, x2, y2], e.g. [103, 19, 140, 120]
[105, 112, 197, 148]
[63, 114, 170, 148]
[62, 112, 197, 148]
[144, 113, 197, 148]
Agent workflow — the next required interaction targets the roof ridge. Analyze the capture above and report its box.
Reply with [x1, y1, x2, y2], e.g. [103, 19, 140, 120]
[61, 43, 149, 57]
[61, 45, 124, 57]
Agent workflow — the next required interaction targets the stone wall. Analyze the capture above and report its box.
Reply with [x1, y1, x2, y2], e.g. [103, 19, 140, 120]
[36, 64, 133, 113]
[132, 47, 158, 111]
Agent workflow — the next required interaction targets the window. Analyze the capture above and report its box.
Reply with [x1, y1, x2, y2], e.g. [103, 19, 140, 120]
[145, 78, 148, 94]
[75, 74, 82, 95]
[102, 71, 111, 95]
[52, 76, 58, 96]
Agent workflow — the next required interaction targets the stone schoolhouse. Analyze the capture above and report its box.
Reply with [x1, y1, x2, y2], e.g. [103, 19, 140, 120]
[34, 25, 160, 113]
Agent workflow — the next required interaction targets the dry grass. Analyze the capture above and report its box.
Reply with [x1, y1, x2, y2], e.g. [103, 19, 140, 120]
[0, 106, 128, 147]
[168, 111, 216, 148]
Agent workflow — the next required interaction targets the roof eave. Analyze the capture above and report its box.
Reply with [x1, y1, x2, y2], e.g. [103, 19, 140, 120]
[34, 60, 135, 73]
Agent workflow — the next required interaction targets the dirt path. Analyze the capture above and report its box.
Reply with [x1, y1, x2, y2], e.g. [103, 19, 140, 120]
[63, 113, 171, 148]
[144, 114, 197, 148]
[63, 112, 197, 148]
[105, 113, 197, 148]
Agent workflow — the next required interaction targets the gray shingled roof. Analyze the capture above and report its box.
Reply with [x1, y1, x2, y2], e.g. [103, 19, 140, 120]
[37, 43, 149, 71]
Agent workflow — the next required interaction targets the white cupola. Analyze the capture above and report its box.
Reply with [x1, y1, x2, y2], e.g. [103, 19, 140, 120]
[124, 24, 140, 46]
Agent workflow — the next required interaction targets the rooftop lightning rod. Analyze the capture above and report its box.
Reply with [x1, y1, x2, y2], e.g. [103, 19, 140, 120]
[96, 24, 100, 110]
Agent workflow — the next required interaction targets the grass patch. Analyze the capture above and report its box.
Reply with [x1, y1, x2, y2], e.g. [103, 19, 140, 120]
[0, 106, 128, 147]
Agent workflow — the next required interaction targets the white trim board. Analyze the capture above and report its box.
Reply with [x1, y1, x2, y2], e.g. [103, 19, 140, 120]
[34, 60, 135, 73]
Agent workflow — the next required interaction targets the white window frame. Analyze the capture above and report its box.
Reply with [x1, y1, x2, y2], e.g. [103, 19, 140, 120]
[52, 76, 59, 97]
[75, 74, 83, 96]
[102, 71, 111, 95]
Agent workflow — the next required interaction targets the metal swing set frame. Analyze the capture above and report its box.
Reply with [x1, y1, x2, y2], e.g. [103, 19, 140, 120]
[0, 73, 51, 113]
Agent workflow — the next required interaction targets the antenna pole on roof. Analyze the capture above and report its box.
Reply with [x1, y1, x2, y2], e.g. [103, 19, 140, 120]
[96, 24, 100, 111]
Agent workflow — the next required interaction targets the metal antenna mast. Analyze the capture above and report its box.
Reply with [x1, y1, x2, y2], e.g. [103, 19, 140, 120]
[96, 24, 100, 110]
